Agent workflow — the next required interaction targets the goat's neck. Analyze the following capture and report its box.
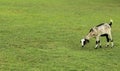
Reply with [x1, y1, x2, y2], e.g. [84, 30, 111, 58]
[85, 35, 91, 40]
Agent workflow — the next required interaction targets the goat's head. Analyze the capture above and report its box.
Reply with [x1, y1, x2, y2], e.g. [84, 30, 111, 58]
[80, 38, 89, 47]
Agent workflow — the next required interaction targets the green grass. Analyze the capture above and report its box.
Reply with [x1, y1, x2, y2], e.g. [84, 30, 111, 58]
[0, 0, 120, 71]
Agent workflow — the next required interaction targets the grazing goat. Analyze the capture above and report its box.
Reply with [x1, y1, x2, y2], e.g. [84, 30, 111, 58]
[81, 20, 114, 49]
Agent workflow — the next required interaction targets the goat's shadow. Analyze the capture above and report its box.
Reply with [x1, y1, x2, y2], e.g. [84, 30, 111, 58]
[66, 38, 117, 52]
[70, 43, 117, 52]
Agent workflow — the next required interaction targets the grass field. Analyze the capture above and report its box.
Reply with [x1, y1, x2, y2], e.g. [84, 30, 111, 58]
[0, 0, 120, 71]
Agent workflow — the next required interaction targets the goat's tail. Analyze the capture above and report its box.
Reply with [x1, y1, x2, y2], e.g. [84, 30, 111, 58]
[109, 19, 113, 27]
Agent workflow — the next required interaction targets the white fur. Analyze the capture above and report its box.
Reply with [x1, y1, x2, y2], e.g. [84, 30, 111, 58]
[81, 39, 85, 46]
[110, 19, 113, 22]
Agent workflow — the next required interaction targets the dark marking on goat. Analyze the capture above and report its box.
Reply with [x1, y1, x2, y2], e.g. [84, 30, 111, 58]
[96, 23, 104, 27]
[96, 40, 100, 44]
[100, 34, 110, 42]
[96, 41, 98, 44]
[100, 34, 108, 37]
[83, 41, 86, 45]
[85, 39, 89, 43]
[83, 39, 89, 46]
[89, 28, 94, 32]
[106, 36, 109, 42]
[109, 22, 112, 27]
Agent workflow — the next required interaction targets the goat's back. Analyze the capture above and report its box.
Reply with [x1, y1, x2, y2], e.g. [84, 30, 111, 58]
[96, 23, 111, 35]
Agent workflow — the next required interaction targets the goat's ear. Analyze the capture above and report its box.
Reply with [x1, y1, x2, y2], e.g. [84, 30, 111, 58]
[85, 39, 89, 43]
[87, 39, 89, 43]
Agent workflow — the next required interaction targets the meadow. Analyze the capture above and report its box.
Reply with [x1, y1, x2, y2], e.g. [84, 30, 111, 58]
[0, 0, 120, 71]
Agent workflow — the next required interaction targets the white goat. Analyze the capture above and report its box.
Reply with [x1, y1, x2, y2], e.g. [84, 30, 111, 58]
[81, 20, 114, 49]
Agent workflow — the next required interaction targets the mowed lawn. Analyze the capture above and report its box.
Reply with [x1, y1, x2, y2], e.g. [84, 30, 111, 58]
[0, 0, 120, 71]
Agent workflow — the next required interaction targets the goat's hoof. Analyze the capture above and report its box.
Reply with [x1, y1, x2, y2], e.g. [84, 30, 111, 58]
[99, 46, 102, 48]
[95, 47, 98, 49]
[106, 45, 109, 47]
[111, 46, 114, 48]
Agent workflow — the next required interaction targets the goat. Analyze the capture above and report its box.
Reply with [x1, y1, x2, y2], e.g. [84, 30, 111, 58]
[80, 20, 114, 49]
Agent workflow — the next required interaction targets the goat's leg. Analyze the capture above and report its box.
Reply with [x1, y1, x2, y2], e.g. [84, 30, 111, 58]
[99, 40, 102, 48]
[95, 36, 100, 49]
[105, 34, 110, 47]
[109, 33, 114, 47]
